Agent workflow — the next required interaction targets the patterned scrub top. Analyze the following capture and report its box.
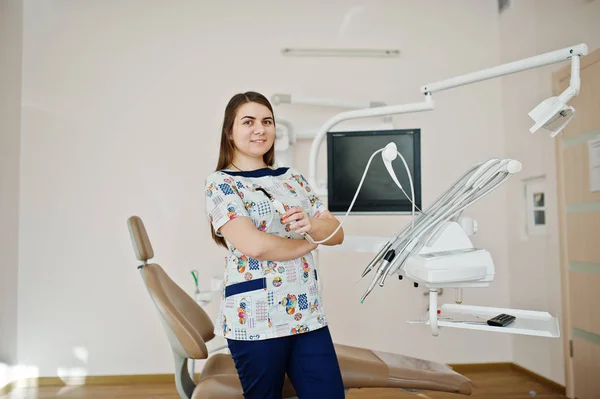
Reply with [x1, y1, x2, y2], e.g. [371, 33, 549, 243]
[204, 166, 329, 341]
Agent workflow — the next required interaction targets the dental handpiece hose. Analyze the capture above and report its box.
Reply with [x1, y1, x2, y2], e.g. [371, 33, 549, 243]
[360, 144, 420, 280]
[303, 147, 385, 245]
[308, 142, 419, 248]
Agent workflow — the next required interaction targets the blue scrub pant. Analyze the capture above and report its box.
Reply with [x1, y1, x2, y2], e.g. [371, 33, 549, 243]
[227, 326, 345, 399]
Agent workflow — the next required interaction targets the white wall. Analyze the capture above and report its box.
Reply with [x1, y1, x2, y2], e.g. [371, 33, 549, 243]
[500, 0, 600, 385]
[0, 0, 22, 383]
[16, 0, 513, 378]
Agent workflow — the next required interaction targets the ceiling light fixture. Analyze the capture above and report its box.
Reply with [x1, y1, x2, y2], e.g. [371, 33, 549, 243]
[281, 48, 400, 58]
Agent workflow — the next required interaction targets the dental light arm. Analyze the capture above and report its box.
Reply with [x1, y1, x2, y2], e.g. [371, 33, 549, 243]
[308, 43, 588, 194]
[419, 43, 586, 94]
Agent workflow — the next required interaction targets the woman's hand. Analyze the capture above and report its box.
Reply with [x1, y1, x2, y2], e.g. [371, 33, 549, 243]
[282, 207, 312, 235]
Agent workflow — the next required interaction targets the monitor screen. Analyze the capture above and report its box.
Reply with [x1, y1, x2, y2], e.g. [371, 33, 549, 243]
[326, 129, 421, 213]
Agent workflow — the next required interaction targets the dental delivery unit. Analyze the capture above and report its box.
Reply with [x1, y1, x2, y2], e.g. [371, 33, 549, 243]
[302, 43, 588, 338]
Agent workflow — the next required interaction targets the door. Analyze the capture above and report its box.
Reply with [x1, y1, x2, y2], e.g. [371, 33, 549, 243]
[554, 48, 600, 399]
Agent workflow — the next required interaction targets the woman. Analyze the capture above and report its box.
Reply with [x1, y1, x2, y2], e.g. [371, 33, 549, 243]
[204, 91, 345, 399]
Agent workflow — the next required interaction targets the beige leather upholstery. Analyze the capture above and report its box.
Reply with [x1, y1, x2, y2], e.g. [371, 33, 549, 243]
[335, 344, 472, 394]
[127, 215, 473, 398]
[142, 264, 215, 359]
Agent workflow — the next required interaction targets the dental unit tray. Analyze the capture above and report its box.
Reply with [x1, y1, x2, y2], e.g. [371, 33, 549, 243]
[410, 304, 560, 338]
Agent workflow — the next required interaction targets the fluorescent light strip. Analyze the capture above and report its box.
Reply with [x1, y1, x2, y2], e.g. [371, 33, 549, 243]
[281, 48, 400, 58]
[271, 93, 385, 109]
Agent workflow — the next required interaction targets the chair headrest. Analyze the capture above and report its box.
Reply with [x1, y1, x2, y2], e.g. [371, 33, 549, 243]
[127, 216, 154, 262]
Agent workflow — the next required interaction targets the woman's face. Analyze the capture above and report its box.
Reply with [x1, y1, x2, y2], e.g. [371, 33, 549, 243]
[231, 102, 275, 161]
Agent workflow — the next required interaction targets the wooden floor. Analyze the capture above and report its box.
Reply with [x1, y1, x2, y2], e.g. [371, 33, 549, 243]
[2, 368, 566, 399]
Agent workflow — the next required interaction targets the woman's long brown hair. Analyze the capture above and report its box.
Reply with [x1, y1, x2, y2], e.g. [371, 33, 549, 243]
[210, 91, 276, 249]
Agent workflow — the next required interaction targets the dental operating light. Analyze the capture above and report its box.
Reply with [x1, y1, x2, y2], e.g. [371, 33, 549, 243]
[420, 44, 585, 137]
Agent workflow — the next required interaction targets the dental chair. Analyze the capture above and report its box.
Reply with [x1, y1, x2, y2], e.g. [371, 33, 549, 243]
[127, 215, 473, 398]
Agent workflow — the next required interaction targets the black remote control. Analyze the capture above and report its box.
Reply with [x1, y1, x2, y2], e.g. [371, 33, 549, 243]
[487, 313, 516, 327]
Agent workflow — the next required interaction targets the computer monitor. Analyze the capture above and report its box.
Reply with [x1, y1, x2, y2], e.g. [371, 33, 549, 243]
[326, 129, 421, 214]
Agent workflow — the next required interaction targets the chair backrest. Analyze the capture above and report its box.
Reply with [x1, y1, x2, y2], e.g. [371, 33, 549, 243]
[127, 216, 216, 360]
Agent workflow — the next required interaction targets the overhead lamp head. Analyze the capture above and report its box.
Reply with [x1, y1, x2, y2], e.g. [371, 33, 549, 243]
[529, 53, 582, 138]
[528, 96, 575, 137]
